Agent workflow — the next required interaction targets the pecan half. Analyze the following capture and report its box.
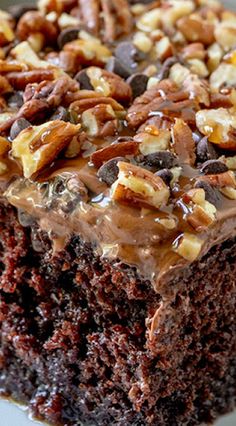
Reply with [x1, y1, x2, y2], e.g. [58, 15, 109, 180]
[111, 161, 170, 209]
[70, 91, 124, 115]
[91, 141, 139, 168]
[12, 120, 81, 178]
[6, 70, 55, 90]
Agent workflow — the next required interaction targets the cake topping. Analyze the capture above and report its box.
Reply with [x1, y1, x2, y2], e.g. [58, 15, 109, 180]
[1, 0, 236, 278]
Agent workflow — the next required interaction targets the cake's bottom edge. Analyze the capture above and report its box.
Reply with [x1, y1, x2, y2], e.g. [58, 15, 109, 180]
[0, 203, 236, 426]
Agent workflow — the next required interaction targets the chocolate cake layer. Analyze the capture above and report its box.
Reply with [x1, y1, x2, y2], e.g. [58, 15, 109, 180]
[0, 204, 236, 425]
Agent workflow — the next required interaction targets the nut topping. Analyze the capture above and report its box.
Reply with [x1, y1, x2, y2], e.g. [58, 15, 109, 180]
[173, 232, 203, 262]
[111, 161, 170, 209]
[12, 120, 81, 178]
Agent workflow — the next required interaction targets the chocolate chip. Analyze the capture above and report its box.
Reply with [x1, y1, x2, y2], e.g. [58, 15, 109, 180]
[200, 159, 228, 175]
[127, 73, 148, 99]
[97, 157, 124, 186]
[57, 27, 81, 49]
[105, 57, 131, 79]
[115, 42, 145, 72]
[155, 169, 173, 186]
[8, 4, 37, 21]
[141, 151, 176, 171]
[196, 136, 218, 162]
[195, 180, 221, 205]
[10, 118, 31, 140]
[7, 92, 24, 109]
[74, 70, 93, 90]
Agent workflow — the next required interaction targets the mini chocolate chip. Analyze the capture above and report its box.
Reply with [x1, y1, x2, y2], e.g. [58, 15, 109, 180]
[98, 157, 124, 186]
[8, 4, 37, 21]
[142, 151, 176, 170]
[200, 159, 228, 175]
[10, 118, 31, 140]
[74, 70, 93, 90]
[127, 73, 148, 99]
[57, 27, 81, 49]
[196, 136, 218, 162]
[7, 92, 24, 109]
[195, 180, 221, 205]
[115, 42, 145, 72]
[155, 169, 173, 186]
[158, 56, 178, 80]
[105, 57, 131, 79]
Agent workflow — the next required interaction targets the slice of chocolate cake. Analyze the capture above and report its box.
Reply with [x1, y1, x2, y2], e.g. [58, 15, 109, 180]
[0, 0, 236, 425]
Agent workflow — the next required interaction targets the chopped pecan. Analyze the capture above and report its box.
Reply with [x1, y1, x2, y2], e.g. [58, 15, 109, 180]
[196, 108, 236, 150]
[171, 118, 196, 166]
[6, 70, 55, 90]
[12, 120, 81, 178]
[183, 188, 217, 231]
[0, 60, 26, 73]
[181, 43, 206, 60]
[111, 161, 170, 209]
[91, 141, 139, 168]
[11, 41, 51, 69]
[196, 170, 236, 188]
[16, 11, 58, 45]
[0, 17, 14, 47]
[78, 0, 132, 42]
[78, 67, 132, 104]
[177, 16, 215, 46]
[0, 75, 12, 95]
[63, 38, 111, 66]
[127, 79, 196, 129]
[173, 232, 203, 262]
[210, 63, 236, 92]
[82, 104, 118, 137]
[0, 137, 11, 156]
[0, 99, 49, 135]
[134, 129, 171, 155]
[70, 91, 124, 115]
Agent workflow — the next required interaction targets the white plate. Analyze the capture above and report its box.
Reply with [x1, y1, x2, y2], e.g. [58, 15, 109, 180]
[0, 399, 236, 426]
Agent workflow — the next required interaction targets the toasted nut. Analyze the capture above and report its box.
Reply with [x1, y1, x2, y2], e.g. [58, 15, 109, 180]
[12, 120, 81, 178]
[207, 42, 223, 72]
[134, 129, 171, 155]
[133, 31, 153, 53]
[65, 136, 81, 158]
[111, 161, 170, 209]
[196, 108, 236, 149]
[86, 67, 132, 104]
[64, 39, 111, 65]
[197, 170, 236, 188]
[0, 161, 7, 175]
[0, 137, 10, 156]
[0, 18, 14, 46]
[210, 63, 236, 92]
[28, 33, 45, 53]
[215, 22, 236, 52]
[157, 217, 177, 230]
[172, 119, 196, 166]
[38, 0, 63, 14]
[173, 232, 203, 262]
[187, 58, 209, 78]
[220, 186, 236, 199]
[0, 75, 12, 95]
[170, 166, 182, 185]
[16, 11, 58, 45]
[155, 36, 173, 61]
[91, 141, 139, 168]
[225, 156, 236, 170]
[161, 1, 195, 28]
[82, 104, 118, 137]
[169, 63, 190, 87]
[177, 17, 215, 46]
[0, 59, 26, 73]
[136, 9, 162, 32]
[184, 188, 217, 231]
[181, 43, 206, 60]
[11, 41, 53, 69]
[58, 13, 80, 29]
